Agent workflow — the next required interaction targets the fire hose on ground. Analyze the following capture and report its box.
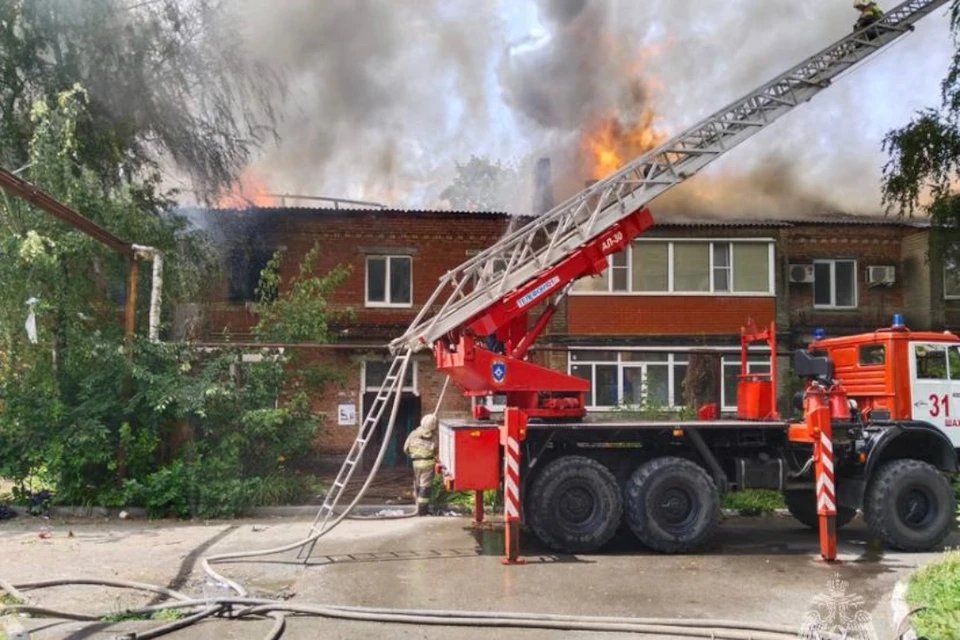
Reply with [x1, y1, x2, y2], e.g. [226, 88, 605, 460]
[0, 370, 836, 640]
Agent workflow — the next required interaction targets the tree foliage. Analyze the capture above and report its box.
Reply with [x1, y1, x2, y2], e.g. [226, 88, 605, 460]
[882, 1, 960, 247]
[0, 0, 281, 198]
[254, 244, 352, 345]
[0, 87, 335, 517]
[440, 155, 521, 211]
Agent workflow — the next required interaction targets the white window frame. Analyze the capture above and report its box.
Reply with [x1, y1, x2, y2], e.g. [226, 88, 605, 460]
[945, 250, 960, 300]
[720, 356, 773, 411]
[362, 360, 418, 394]
[365, 255, 413, 308]
[571, 238, 775, 297]
[473, 394, 508, 413]
[813, 259, 858, 309]
[568, 350, 693, 411]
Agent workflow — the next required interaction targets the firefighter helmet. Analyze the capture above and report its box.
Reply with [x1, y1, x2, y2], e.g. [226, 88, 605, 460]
[420, 413, 438, 435]
[853, 0, 874, 8]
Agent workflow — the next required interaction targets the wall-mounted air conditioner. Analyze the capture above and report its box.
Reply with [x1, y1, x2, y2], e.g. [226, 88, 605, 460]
[789, 264, 815, 284]
[866, 265, 896, 286]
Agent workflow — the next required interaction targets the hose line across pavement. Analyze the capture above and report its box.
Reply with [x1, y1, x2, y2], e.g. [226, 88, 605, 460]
[0, 375, 825, 639]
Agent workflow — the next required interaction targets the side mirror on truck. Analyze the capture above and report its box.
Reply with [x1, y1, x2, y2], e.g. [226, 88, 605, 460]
[793, 349, 833, 381]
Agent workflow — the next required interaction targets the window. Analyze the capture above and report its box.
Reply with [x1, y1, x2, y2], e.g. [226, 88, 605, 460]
[915, 345, 948, 380]
[575, 239, 774, 295]
[814, 259, 857, 309]
[363, 360, 416, 392]
[610, 250, 629, 292]
[570, 351, 690, 409]
[674, 243, 711, 292]
[721, 356, 772, 410]
[946, 252, 960, 299]
[473, 394, 508, 412]
[713, 243, 731, 293]
[859, 345, 886, 366]
[366, 256, 412, 307]
[227, 239, 273, 303]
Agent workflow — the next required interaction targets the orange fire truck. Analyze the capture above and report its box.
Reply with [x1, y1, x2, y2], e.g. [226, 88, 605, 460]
[305, 0, 956, 565]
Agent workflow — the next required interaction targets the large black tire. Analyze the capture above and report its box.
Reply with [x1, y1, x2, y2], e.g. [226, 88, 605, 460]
[526, 456, 622, 554]
[624, 457, 720, 553]
[864, 459, 956, 552]
[784, 490, 857, 530]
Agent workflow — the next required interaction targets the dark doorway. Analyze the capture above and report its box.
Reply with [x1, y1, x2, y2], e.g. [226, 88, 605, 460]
[361, 393, 422, 469]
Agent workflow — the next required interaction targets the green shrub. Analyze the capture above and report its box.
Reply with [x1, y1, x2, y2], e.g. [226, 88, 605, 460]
[908, 551, 960, 640]
[722, 489, 785, 516]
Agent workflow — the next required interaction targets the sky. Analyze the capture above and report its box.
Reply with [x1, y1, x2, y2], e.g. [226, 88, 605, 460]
[240, 0, 955, 216]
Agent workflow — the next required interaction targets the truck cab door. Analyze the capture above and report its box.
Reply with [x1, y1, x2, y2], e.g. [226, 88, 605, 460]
[909, 342, 960, 447]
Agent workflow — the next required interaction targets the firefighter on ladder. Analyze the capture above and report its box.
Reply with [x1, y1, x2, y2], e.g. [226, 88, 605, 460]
[404, 414, 438, 516]
[853, 0, 884, 31]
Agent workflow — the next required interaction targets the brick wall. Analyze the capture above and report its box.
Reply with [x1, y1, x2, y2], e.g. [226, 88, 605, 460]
[567, 296, 775, 336]
[291, 348, 472, 456]
[202, 209, 512, 340]
[783, 225, 907, 337]
[901, 230, 933, 330]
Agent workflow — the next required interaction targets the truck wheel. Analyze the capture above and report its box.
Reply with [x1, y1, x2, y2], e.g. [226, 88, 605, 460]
[624, 457, 720, 553]
[864, 459, 956, 552]
[784, 490, 856, 530]
[526, 456, 622, 554]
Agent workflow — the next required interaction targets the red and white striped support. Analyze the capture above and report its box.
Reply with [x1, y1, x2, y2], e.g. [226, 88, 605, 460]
[807, 385, 838, 562]
[501, 408, 527, 565]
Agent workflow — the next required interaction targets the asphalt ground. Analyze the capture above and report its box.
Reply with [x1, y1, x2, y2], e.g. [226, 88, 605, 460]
[1, 513, 956, 639]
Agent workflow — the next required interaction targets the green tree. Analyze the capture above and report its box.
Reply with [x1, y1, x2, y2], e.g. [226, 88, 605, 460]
[882, 2, 960, 248]
[0, 0, 281, 198]
[440, 155, 521, 211]
[0, 88, 335, 516]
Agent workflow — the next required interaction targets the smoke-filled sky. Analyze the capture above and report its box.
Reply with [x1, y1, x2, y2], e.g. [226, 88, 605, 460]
[234, 0, 953, 217]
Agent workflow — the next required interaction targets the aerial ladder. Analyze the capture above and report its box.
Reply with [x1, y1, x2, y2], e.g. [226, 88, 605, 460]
[300, 0, 950, 562]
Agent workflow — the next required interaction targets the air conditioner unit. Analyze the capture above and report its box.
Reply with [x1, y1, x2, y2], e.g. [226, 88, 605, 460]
[866, 265, 896, 286]
[789, 264, 815, 284]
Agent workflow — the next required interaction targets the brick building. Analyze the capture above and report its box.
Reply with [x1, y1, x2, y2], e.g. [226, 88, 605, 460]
[194, 207, 516, 463]
[190, 207, 956, 457]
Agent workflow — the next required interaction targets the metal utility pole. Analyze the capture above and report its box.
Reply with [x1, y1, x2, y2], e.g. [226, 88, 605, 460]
[0, 166, 159, 343]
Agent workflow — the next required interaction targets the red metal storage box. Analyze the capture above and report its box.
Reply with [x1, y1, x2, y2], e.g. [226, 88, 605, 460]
[737, 374, 775, 420]
[438, 421, 501, 491]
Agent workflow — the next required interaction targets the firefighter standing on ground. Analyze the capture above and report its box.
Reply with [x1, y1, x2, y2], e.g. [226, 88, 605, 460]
[404, 414, 438, 516]
[854, 0, 884, 31]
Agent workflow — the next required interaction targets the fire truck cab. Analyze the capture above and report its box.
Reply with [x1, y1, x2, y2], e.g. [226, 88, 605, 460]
[813, 321, 960, 444]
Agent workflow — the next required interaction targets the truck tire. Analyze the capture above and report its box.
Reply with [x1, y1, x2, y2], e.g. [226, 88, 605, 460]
[526, 456, 622, 554]
[784, 490, 856, 530]
[624, 457, 720, 554]
[864, 459, 956, 552]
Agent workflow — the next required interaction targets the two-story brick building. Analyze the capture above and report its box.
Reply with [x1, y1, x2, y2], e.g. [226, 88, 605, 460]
[191, 206, 957, 458]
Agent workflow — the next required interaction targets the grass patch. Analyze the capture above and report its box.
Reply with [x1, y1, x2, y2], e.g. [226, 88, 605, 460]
[722, 489, 785, 516]
[908, 550, 960, 640]
[429, 476, 499, 511]
[151, 609, 184, 621]
[0, 594, 24, 607]
[100, 611, 152, 623]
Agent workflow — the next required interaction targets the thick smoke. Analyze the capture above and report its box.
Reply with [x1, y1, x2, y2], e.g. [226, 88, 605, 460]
[235, 0, 506, 206]
[235, 0, 950, 217]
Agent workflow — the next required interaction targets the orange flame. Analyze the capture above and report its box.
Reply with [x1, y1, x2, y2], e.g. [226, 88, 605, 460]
[216, 169, 275, 208]
[580, 110, 667, 181]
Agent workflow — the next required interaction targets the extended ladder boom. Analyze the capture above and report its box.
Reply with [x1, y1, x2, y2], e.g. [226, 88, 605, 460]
[391, 0, 947, 354]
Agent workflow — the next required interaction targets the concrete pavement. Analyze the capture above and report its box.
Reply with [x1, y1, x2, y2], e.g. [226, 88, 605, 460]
[1, 513, 955, 639]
